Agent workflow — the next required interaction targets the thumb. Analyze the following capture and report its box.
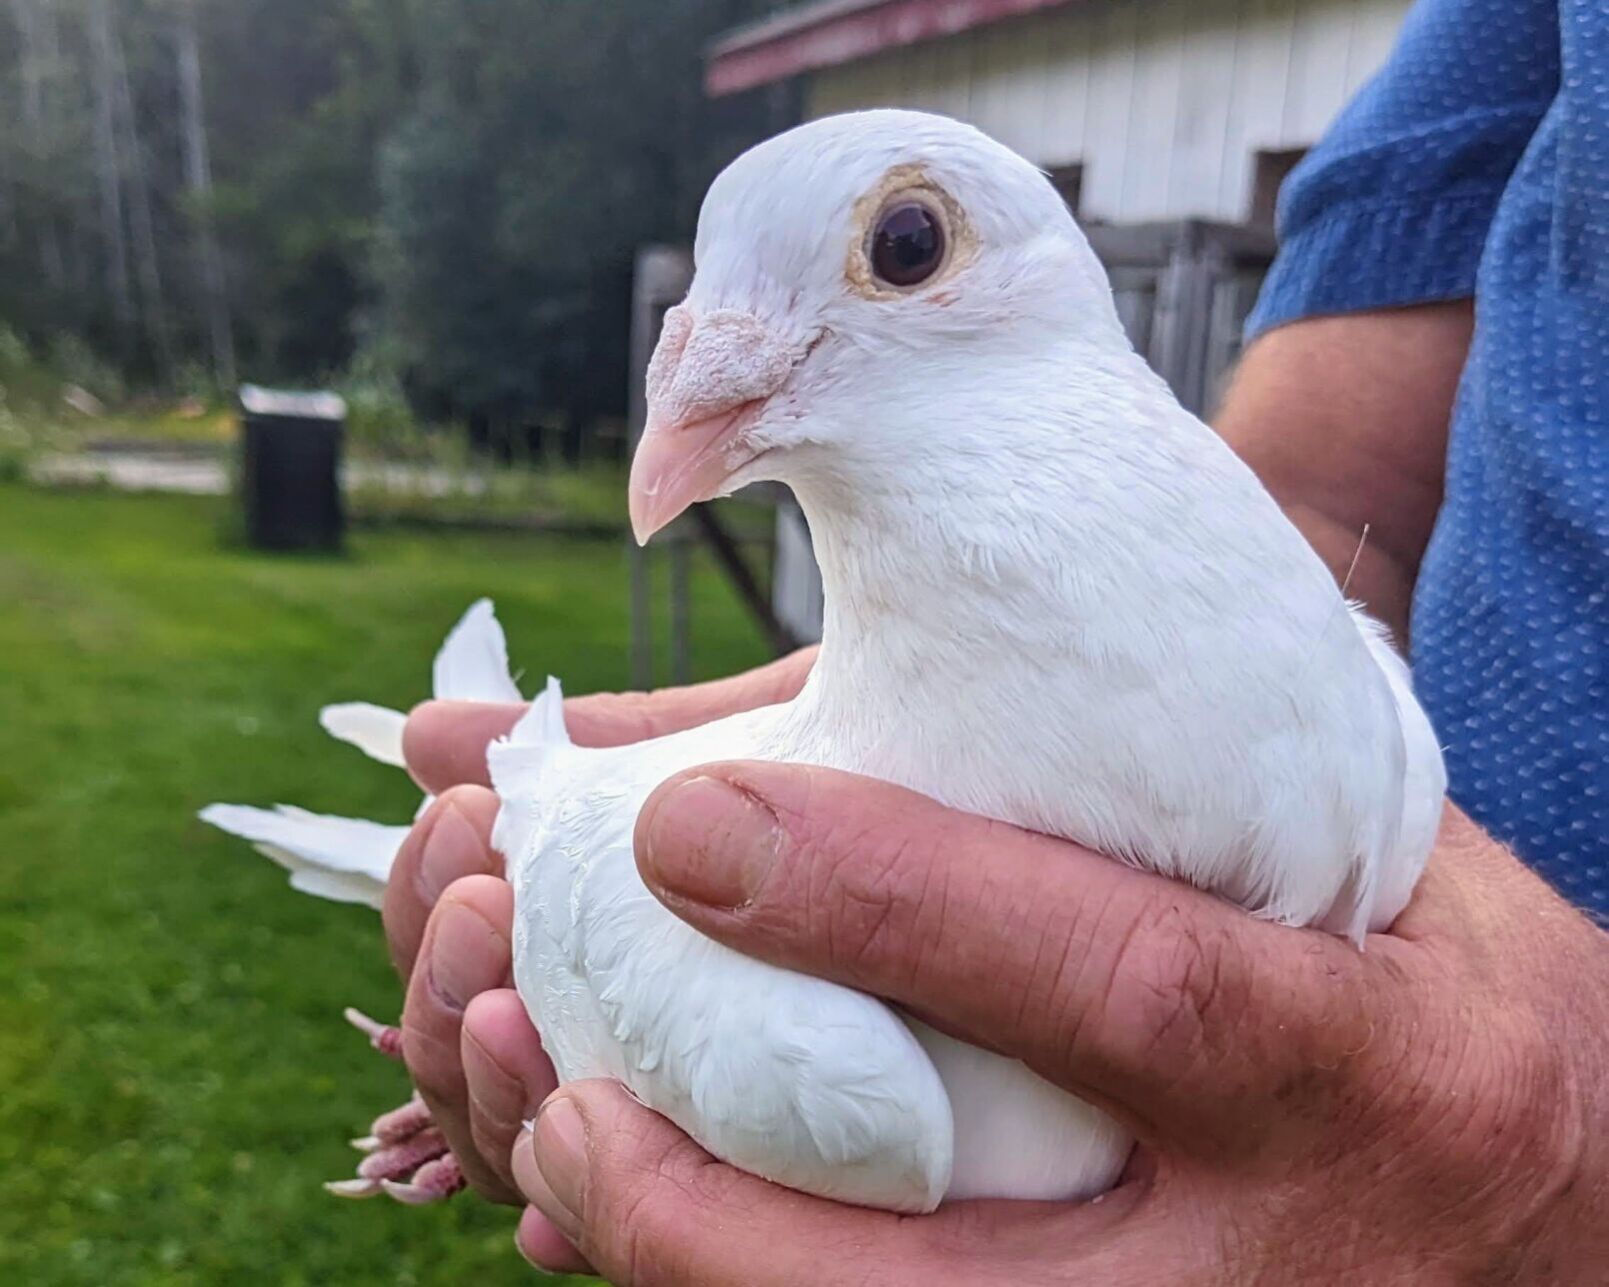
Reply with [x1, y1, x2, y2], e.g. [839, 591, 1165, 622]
[511, 1080, 982, 1287]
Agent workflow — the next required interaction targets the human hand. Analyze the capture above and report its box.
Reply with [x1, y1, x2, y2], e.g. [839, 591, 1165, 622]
[503, 762, 1609, 1284]
[376, 650, 817, 1209]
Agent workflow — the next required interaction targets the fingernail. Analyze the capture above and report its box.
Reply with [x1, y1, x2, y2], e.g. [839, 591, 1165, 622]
[512, 1128, 569, 1246]
[529, 1096, 588, 1225]
[419, 801, 490, 905]
[514, 1203, 587, 1276]
[427, 901, 505, 1011]
[640, 775, 783, 908]
[513, 1218, 546, 1272]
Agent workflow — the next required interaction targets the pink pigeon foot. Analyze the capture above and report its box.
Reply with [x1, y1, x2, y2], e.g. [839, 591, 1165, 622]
[325, 1008, 467, 1204]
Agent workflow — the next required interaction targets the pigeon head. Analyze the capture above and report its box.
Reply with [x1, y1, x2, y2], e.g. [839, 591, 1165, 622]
[629, 109, 1123, 543]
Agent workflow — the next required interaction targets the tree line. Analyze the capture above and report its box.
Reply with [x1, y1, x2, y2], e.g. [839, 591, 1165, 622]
[0, 0, 792, 438]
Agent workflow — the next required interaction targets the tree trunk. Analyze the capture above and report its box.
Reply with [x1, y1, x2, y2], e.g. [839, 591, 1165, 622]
[109, 11, 174, 383]
[8, 0, 66, 288]
[88, 0, 133, 346]
[10, 0, 43, 125]
[0, 0, 38, 253]
[175, 3, 235, 389]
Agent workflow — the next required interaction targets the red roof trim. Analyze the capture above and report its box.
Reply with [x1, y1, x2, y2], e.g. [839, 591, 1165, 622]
[707, 0, 1078, 97]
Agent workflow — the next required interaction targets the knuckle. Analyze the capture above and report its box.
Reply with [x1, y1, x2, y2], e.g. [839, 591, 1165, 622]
[435, 782, 490, 814]
[400, 1016, 463, 1102]
[400, 699, 442, 773]
[1439, 1018, 1572, 1171]
[801, 798, 950, 989]
[385, 802, 440, 901]
[440, 870, 512, 913]
[1008, 883, 1114, 1069]
[578, 688, 661, 744]
[590, 1119, 717, 1283]
[1093, 895, 1247, 1075]
[1354, 1010, 1584, 1252]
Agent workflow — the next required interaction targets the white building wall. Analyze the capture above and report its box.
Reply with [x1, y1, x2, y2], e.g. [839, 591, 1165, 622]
[804, 0, 1412, 223]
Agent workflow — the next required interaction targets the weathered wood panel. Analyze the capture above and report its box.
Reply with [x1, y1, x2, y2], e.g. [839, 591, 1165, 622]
[802, 0, 1412, 223]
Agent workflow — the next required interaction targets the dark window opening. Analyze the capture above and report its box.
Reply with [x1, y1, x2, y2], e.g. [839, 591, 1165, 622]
[1250, 148, 1308, 228]
[1046, 163, 1084, 216]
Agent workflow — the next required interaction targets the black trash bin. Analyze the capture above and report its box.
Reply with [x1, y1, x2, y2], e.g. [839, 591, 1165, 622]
[239, 385, 347, 551]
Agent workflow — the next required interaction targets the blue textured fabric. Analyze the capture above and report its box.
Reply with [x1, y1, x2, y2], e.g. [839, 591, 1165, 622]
[1248, 0, 1608, 913]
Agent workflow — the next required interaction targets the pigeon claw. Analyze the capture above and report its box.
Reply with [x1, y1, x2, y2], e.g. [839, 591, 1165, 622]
[330, 1096, 462, 1205]
[325, 1178, 383, 1200]
[325, 1007, 465, 1206]
[343, 1006, 404, 1060]
[371, 1095, 434, 1144]
[380, 1155, 466, 1206]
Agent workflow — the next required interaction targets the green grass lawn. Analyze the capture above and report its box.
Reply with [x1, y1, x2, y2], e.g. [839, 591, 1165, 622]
[0, 484, 769, 1285]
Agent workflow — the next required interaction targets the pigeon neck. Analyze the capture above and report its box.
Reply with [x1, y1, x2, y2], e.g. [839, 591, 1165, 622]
[796, 465, 1070, 697]
[772, 334, 1285, 761]
[783, 347, 1154, 729]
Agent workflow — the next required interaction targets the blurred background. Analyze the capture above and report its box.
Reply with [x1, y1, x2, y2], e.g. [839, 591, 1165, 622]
[0, 1, 1412, 1282]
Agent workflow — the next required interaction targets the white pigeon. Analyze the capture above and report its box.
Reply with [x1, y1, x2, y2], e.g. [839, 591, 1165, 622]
[204, 110, 1446, 1215]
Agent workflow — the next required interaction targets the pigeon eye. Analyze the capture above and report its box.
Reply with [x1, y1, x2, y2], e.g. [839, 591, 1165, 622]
[870, 201, 946, 289]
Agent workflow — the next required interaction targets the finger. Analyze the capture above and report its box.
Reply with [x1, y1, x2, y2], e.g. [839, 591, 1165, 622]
[635, 763, 1374, 1142]
[402, 875, 518, 1202]
[403, 646, 817, 793]
[383, 787, 503, 982]
[510, 1080, 1141, 1287]
[461, 989, 558, 1192]
[515, 1204, 596, 1276]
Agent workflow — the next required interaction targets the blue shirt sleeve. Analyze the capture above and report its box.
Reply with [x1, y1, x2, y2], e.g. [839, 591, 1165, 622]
[1246, 0, 1561, 338]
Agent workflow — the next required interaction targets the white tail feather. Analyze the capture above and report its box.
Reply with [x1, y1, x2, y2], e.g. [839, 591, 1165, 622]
[202, 599, 528, 908]
[288, 866, 389, 908]
[434, 598, 523, 703]
[320, 702, 408, 767]
[245, 840, 379, 905]
[489, 677, 570, 864]
[198, 803, 405, 909]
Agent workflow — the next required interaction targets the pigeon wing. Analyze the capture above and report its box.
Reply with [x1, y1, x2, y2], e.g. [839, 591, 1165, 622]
[492, 699, 955, 1214]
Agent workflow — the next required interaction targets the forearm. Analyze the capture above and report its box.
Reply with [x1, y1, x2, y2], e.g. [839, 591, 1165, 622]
[1214, 302, 1474, 639]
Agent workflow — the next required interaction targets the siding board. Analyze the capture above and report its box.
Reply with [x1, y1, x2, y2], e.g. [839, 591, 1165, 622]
[1166, 0, 1239, 216]
[1082, 1, 1142, 219]
[1122, 0, 1186, 219]
[802, 0, 1411, 222]
[1285, 0, 1360, 142]
[1039, 6, 1091, 168]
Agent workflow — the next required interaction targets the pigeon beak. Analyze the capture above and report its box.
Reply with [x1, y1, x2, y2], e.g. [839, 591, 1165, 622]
[630, 305, 794, 544]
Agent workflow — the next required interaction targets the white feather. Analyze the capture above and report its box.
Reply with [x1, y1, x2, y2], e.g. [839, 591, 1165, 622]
[494, 705, 955, 1213]
[197, 804, 403, 909]
[433, 598, 523, 703]
[319, 702, 407, 767]
[202, 598, 524, 902]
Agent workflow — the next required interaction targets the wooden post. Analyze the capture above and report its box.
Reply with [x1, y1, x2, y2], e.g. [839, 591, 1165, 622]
[627, 247, 694, 688]
[670, 538, 691, 685]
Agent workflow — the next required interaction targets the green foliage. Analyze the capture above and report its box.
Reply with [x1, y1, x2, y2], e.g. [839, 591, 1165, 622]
[373, 0, 795, 431]
[0, 0, 796, 438]
[0, 325, 77, 471]
[0, 483, 768, 1284]
[43, 330, 126, 404]
[0, 388, 28, 482]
